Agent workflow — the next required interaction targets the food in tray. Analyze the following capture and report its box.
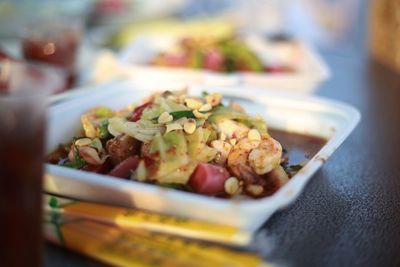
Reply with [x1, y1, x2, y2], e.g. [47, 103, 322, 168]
[150, 36, 295, 73]
[47, 90, 323, 198]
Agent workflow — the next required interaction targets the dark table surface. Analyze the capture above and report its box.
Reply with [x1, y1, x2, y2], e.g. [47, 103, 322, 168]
[44, 11, 400, 267]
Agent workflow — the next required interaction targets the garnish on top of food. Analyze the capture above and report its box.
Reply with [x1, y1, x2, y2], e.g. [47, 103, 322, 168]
[47, 90, 294, 198]
[150, 37, 295, 73]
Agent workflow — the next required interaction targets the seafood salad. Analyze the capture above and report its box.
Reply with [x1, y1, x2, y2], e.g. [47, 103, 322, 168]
[48, 90, 293, 198]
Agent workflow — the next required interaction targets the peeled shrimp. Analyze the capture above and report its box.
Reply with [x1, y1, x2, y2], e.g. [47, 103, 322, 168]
[69, 145, 108, 166]
[227, 136, 282, 177]
[248, 137, 282, 175]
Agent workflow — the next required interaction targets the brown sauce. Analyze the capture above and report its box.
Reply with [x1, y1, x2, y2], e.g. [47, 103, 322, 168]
[269, 128, 327, 167]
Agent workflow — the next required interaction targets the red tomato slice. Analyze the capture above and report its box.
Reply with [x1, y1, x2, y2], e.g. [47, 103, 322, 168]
[108, 156, 140, 178]
[188, 163, 230, 195]
[129, 102, 151, 122]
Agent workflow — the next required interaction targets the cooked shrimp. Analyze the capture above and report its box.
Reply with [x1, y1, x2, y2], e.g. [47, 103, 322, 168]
[216, 119, 249, 140]
[78, 146, 108, 165]
[248, 136, 282, 175]
[227, 136, 282, 177]
[68, 145, 108, 165]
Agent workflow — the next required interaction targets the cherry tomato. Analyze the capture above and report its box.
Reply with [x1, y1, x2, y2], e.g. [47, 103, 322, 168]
[108, 156, 140, 178]
[188, 163, 230, 195]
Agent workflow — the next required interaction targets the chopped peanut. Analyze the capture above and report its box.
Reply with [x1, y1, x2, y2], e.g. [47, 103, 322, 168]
[185, 98, 203, 110]
[166, 123, 183, 133]
[75, 138, 92, 147]
[199, 103, 212, 112]
[175, 117, 188, 126]
[158, 112, 173, 124]
[206, 92, 222, 106]
[224, 177, 240, 195]
[211, 140, 232, 155]
[246, 184, 263, 196]
[134, 160, 147, 181]
[183, 118, 196, 134]
[248, 129, 261, 141]
[193, 110, 210, 119]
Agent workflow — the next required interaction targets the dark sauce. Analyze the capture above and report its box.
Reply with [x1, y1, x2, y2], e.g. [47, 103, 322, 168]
[269, 129, 327, 174]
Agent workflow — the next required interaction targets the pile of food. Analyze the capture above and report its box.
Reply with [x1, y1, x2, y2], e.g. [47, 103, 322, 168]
[48, 90, 292, 198]
[150, 37, 294, 73]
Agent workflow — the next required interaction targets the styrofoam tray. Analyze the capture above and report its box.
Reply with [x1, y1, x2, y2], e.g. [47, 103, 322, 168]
[118, 35, 330, 93]
[45, 81, 359, 231]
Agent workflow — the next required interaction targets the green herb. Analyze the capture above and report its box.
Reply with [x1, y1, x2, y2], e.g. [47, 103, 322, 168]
[201, 91, 209, 97]
[63, 148, 86, 169]
[285, 161, 308, 173]
[48, 207, 64, 245]
[170, 110, 196, 119]
[48, 196, 58, 208]
[90, 138, 103, 151]
[159, 183, 193, 192]
[169, 110, 209, 120]
[97, 119, 110, 139]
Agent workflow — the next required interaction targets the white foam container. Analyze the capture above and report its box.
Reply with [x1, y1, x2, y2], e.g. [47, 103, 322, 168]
[118, 35, 330, 93]
[45, 81, 359, 231]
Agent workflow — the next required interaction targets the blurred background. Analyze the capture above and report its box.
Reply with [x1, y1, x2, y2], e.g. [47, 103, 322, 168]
[0, 0, 371, 94]
[0, 0, 363, 48]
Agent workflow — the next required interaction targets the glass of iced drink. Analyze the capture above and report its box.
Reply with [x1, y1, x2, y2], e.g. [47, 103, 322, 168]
[0, 59, 63, 267]
[21, 16, 82, 91]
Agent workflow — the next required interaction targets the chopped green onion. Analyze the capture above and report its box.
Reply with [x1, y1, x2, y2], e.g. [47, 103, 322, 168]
[97, 119, 110, 139]
[170, 110, 196, 119]
[63, 148, 86, 169]
[48, 196, 58, 208]
[168, 110, 210, 120]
